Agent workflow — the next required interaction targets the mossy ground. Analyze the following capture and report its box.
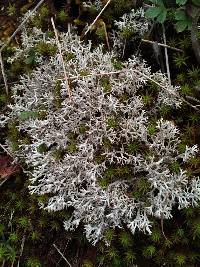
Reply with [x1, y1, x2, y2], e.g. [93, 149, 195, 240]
[0, 0, 200, 266]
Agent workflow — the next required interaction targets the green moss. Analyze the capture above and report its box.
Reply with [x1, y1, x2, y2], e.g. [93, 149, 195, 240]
[26, 257, 41, 267]
[96, 26, 106, 40]
[127, 142, 139, 154]
[143, 245, 156, 258]
[170, 161, 180, 173]
[17, 216, 30, 229]
[7, 123, 20, 151]
[147, 123, 157, 136]
[100, 76, 112, 93]
[37, 143, 48, 154]
[58, 10, 68, 22]
[64, 52, 76, 61]
[159, 105, 172, 117]
[39, 5, 50, 18]
[8, 232, 18, 243]
[30, 231, 42, 242]
[104, 228, 115, 243]
[120, 26, 133, 39]
[54, 80, 62, 109]
[105, 165, 116, 179]
[79, 69, 91, 76]
[102, 137, 113, 150]
[180, 84, 192, 95]
[52, 148, 65, 160]
[173, 54, 188, 68]
[124, 250, 136, 265]
[119, 231, 132, 248]
[118, 93, 129, 102]
[142, 94, 153, 106]
[111, 58, 123, 70]
[132, 177, 151, 200]
[66, 142, 77, 153]
[35, 42, 57, 57]
[82, 260, 93, 267]
[106, 117, 118, 129]
[7, 3, 16, 16]
[79, 124, 89, 134]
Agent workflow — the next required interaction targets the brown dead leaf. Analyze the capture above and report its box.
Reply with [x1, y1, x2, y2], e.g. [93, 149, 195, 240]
[0, 155, 21, 180]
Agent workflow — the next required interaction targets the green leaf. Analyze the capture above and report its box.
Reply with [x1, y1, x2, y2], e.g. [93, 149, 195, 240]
[176, 0, 187, 5]
[192, 0, 200, 6]
[145, 7, 163, 19]
[175, 10, 187, 20]
[176, 20, 189, 32]
[156, 8, 167, 23]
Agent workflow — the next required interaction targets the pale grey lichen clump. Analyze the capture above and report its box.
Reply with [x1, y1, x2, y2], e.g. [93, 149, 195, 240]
[1, 25, 200, 245]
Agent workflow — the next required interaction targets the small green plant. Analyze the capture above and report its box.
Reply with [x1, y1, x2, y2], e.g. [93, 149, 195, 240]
[17, 216, 30, 229]
[26, 257, 41, 267]
[173, 54, 188, 68]
[145, 0, 167, 23]
[124, 250, 136, 265]
[145, 0, 198, 32]
[143, 245, 156, 258]
[170, 161, 180, 173]
[58, 10, 68, 22]
[119, 231, 132, 248]
[104, 228, 115, 243]
[174, 254, 186, 266]
[82, 259, 93, 267]
[8, 233, 19, 243]
[7, 3, 16, 16]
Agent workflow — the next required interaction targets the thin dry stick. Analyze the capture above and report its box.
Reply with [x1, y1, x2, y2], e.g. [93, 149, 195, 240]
[161, 214, 168, 240]
[0, 143, 13, 157]
[0, 177, 10, 188]
[142, 39, 183, 53]
[84, 0, 111, 36]
[17, 235, 26, 267]
[51, 17, 72, 100]
[102, 21, 110, 51]
[162, 25, 171, 85]
[0, 52, 8, 95]
[53, 244, 72, 267]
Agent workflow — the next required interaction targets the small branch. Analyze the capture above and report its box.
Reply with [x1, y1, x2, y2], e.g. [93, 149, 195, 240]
[51, 17, 72, 100]
[84, 0, 111, 36]
[17, 235, 26, 267]
[0, 144, 13, 157]
[186, 95, 200, 104]
[162, 25, 171, 85]
[191, 8, 200, 64]
[102, 21, 110, 51]
[142, 39, 183, 53]
[0, 177, 10, 188]
[161, 214, 168, 240]
[0, 52, 9, 95]
[53, 244, 72, 267]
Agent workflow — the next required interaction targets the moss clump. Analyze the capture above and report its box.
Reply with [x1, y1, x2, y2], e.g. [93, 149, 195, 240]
[54, 80, 62, 109]
[100, 76, 112, 93]
[37, 143, 48, 154]
[35, 42, 57, 57]
[79, 124, 89, 134]
[106, 117, 118, 129]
